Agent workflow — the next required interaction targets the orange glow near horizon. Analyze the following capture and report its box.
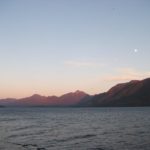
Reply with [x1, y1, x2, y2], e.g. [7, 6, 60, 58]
[0, 67, 149, 99]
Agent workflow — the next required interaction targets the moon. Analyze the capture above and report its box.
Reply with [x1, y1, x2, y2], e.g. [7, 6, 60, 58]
[134, 49, 138, 53]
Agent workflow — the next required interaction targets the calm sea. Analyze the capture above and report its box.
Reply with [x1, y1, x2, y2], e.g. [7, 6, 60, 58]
[0, 107, 150, 150]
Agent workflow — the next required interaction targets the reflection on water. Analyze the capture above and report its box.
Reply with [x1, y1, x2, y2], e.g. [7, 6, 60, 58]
[0, 107, 150, 150]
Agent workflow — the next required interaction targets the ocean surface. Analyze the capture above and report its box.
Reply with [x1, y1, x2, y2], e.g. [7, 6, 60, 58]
[0, 107, 150, 150]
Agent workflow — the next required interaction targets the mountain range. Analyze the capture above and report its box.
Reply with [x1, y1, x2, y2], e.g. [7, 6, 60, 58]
[0, 78, 150, 107]
[82, 78, 150, 107]
[0, 90, 89, 107]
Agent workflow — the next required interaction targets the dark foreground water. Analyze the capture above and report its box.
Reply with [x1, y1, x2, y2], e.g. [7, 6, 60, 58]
[0, 107, 150, 150]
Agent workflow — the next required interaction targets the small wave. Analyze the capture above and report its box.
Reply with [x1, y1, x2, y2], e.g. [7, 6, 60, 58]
[8, 132, 34, 139]
[73, 134, 96, 139]
[13, 125, 38, 131]
[90, 148, 105, 150]
[53, 134, 96, 143]
[10, 142, 46, 150]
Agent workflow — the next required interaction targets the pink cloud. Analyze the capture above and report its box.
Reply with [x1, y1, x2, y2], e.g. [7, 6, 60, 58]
[103, 68, 150, 82]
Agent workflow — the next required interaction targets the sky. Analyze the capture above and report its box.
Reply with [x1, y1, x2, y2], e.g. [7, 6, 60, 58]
[0, 0, 150, 98]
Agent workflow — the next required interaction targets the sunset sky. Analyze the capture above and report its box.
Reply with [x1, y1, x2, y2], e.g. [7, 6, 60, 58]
[0, 0, 150, 98]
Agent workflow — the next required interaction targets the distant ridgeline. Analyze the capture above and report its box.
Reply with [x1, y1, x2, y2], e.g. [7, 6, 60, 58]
[0, 91, 89, 107]
[0, 78, 150, 107]
[80, 78, 150, 107]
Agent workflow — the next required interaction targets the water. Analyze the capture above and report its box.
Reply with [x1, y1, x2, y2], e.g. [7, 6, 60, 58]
[0, 107, 150, 150]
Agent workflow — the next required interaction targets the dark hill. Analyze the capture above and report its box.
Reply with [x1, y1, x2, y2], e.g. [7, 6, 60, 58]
[82, 78, 150, 107]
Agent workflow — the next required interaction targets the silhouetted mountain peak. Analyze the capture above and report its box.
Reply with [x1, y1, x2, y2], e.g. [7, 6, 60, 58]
[31, 94, 43, 98]
[129, 80, 140, 83]
[75, 90, 85, 94]
[85, 77, 150, 107]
